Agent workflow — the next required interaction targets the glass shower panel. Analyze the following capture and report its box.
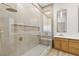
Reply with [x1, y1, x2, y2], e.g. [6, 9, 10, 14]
[0, 14, 11, 56]
[40, 14, 52, 48]
[0, 16, 4, 55]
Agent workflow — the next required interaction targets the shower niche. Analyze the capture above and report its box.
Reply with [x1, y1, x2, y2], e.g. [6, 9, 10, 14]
[13, 24, 40, 33]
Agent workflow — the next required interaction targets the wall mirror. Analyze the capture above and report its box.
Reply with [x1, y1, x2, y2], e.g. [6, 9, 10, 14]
[57, 9, 67, 32]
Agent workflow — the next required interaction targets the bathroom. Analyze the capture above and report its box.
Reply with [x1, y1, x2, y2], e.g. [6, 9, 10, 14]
[0, 3, 79, 56]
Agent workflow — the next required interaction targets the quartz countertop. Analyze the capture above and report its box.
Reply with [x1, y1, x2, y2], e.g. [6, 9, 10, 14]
[54, 35, 79, 40]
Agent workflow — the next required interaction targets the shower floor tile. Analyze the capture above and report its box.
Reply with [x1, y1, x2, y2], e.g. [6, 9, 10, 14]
[22, 44, 50, 56]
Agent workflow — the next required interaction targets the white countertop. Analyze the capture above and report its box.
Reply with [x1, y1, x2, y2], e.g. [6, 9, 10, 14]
[54, 36, 79, 40]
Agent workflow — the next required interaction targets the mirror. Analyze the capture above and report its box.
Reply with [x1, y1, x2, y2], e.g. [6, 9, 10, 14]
[57, 9, 67, 32]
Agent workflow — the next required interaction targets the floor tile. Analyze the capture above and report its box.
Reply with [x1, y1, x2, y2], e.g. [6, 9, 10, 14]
[48, 49, 74, 56]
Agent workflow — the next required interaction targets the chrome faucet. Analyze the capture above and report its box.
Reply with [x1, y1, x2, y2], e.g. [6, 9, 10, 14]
[58, 34, 64, 36]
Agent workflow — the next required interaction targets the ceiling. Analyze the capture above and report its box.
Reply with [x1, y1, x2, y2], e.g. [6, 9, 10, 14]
[38, 3, 53, 8]
[38, 3, 53, 18]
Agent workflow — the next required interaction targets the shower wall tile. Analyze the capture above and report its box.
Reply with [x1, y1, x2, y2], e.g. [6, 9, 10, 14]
[40, 39, 51, 46]
[14, 33, 39, 55]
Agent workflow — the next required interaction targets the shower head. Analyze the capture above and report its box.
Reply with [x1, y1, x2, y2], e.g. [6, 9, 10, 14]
[6, 8, 17, 12]
[1, 3, 17, 12]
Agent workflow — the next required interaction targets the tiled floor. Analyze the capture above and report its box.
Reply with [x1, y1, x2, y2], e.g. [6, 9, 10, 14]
[22, 44, 50, 56]
[48, 49, 74, 56]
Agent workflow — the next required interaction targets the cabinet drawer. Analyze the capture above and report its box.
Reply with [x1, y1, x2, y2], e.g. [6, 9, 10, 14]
[69, 39, 79, 43]
[69, 47, 79, 55]
[54, 37, 64, 40]
[69, 40, 79, 49]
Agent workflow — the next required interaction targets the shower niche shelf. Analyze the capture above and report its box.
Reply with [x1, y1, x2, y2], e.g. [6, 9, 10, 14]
[13, 24, 40, 33]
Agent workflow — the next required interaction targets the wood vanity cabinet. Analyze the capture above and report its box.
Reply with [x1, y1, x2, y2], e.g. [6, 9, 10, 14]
[54, 37, 68, 52]
[54, 37, 79, 55]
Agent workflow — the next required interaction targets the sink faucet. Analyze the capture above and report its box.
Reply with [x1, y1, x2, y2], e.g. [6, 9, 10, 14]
[59, 34, 64, 36]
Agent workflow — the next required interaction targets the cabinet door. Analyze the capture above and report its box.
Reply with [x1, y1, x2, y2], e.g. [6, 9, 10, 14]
[61, 39, 69, 52]
[69, 40, 79, 48]
[69, 47, 79, 55]
[69, 40, 79, 55]
[54, 38, 61, 50]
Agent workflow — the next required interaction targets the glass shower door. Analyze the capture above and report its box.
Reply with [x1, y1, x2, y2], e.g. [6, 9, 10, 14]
[0, 14, 13, 56]
[0, 14, 10, 55]
[0, 15, 4, 55]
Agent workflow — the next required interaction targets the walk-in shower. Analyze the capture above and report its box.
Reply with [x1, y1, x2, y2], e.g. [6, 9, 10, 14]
[0, 3, 53, 56]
